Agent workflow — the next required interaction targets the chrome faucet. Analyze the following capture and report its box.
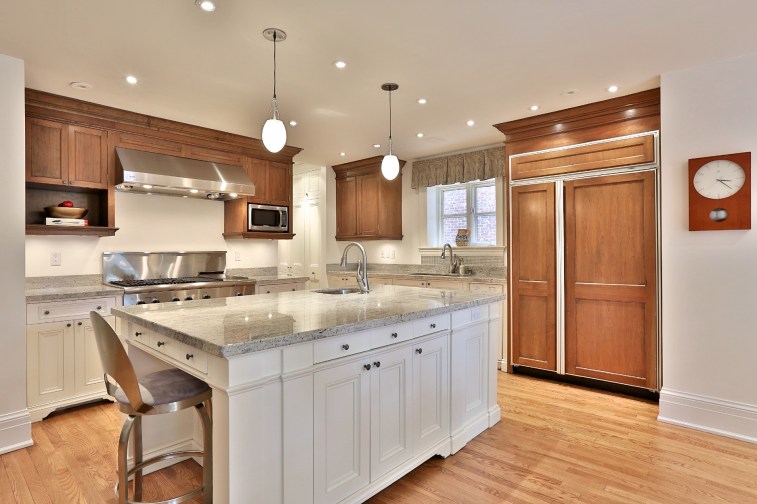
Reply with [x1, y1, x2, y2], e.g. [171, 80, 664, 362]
[441, 243, 459, 274]
[340, 242, 370, 293]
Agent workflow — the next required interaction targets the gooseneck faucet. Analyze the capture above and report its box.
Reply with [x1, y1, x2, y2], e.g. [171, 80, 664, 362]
[340, 242, 370, 293]
[441, 243, 459, 274]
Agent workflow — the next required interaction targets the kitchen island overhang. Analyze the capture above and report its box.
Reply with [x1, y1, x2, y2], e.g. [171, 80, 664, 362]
[112, 285, 505, 503]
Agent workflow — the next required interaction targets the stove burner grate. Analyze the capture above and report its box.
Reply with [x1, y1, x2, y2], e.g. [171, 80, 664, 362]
[109, 277, 215, 288]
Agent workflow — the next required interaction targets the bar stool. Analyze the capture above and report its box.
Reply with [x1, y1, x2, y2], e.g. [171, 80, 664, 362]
[90, 312, 213, 504]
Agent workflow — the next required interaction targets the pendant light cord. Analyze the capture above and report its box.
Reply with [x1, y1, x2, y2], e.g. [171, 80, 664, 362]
[388, 89, 393, 155]
[272, 31, 278, 100]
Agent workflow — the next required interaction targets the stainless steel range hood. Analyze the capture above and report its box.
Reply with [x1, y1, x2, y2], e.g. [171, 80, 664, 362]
[115, 147, 255, 200]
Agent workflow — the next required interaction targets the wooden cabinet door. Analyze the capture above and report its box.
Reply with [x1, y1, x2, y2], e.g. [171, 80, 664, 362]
[68, 125, 108, 189]
[357, 173, 380, 236]
[412, 334, 449, 454]
[564, 171, 657, 388]
[26, 118, 68, 185]
[73, 317, 108, 397]
[314, 359, 370, 504]
[268, 161, 292, 207]
[247, 158, 269, 204]
[27, 321, 74, 407]
[370, 345, 413, 481]
[510, 183, 557, 371]
[336, 177, 357, 238]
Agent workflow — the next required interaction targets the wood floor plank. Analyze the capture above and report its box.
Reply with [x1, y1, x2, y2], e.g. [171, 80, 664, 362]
[3, 373, 757, 503]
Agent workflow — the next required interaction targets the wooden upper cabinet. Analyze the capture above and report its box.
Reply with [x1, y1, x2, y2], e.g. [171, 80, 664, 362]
[68, 126, 108, 189]
[26, 118, 69, 185]
[268, 161, 292, 207]
[332, 156, 404, 241]
[26, 118, 108, 189]
[247, 158, 269, 204]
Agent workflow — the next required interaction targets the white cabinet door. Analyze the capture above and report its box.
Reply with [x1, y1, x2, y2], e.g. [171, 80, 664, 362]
[451, 322, 488, 439]
[305, 200, 322, 289]
[314, 359, 371, 504]
[370, 345, 413, 481]
[27, 321, 74, 407]
[412, 334, 449, 454]
[73, 316, 110, 397]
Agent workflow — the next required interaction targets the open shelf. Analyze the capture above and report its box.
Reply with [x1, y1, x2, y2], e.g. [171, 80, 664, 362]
[26, 225, 119, 237]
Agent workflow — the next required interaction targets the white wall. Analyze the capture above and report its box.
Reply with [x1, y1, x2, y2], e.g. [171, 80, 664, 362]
[325, 162, 425, 265]
[26, 192, 278, 276]
[0, 54, 32, 454]
[659, 52, 757, 442]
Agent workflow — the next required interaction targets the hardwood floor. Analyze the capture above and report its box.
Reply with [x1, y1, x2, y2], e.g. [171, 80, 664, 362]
[3, 372, 757, 503]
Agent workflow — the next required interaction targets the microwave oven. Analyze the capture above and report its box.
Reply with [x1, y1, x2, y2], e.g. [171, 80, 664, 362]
[248, 203, 289, 232]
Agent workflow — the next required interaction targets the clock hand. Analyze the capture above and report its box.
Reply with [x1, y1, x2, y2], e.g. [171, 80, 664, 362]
[717, 179, 734, 190]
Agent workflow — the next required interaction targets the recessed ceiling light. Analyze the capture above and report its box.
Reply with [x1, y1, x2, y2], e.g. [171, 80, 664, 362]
[334, 60, 347, 69]
[607, 85, 619, 93]
[373, 144, 381, 149]
[562, 89, 579, 96]
[529, 105, 540, 111]
[289, 120, 298, 127]
[466, 120, 475, 127]
[417, 98, 427, 105]
[416, 132, 424, 138]
[125, 75, 138, 85]
[339, 152, 346, 157]
[196, 0, 216, 12]
[69, 81, 93, 90]
[189, 189, 199, 194]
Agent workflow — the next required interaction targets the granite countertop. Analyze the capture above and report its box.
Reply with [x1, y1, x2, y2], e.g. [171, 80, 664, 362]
[328, 271, 506, 283]
[248, 275, 309, 285]
[113, 284, 505, 358]
[26, 284, 124, 303]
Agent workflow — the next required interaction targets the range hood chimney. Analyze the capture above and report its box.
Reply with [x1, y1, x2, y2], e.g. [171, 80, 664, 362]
[115, 147, 255, 200]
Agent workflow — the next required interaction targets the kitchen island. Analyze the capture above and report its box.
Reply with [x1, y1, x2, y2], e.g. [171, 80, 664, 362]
[113, 284, 504, 504]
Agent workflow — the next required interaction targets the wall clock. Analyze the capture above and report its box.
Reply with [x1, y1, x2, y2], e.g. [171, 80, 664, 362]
[689, 152, 751, 231]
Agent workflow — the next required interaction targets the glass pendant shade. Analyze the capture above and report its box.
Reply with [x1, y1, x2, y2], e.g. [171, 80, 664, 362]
[262, 116, 286, 153]
[381, 154, 400, 180]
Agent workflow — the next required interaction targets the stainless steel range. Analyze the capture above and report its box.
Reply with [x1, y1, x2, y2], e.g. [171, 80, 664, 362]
[103, 251, 256, 305]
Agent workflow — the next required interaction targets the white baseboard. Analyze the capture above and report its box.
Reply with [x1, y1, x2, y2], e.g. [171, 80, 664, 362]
[658, 388, 757, 444]
[0, 408, 32, 455]
[450, 414, 489, 454]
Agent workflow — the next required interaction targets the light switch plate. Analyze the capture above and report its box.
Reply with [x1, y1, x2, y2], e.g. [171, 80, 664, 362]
[51, 251, 61, 266]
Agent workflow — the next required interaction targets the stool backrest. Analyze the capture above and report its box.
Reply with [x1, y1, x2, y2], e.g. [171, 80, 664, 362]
[90, 312, 147, 412]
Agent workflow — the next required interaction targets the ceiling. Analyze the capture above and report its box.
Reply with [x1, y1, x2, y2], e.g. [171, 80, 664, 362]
[3, 1, 757, 167]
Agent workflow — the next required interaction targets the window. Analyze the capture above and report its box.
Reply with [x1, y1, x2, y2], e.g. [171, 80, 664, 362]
[437, 179, 496, 246]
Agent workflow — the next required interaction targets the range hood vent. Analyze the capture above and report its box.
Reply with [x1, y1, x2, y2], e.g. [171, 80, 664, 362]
[115, 147, 255, 200]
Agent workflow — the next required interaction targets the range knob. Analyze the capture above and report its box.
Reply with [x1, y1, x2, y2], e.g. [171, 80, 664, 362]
[202, 294, 211, 299]
[136, 300, 146, 305]
[172, 297, 180, 302]
[184, 296, 193, 301]
[151, 299, 161, 304]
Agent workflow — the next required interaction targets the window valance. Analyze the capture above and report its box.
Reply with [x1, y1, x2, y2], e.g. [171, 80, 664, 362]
[411, 145, 506, 189]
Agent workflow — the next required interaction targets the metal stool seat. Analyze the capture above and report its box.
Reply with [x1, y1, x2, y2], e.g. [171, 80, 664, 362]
[90, 312, 213, 504]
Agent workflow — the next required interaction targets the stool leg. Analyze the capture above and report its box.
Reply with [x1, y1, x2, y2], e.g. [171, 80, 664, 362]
[134, 415, 143, 501]
[118, 416, 136, 504]
[197, 400, 213, 503]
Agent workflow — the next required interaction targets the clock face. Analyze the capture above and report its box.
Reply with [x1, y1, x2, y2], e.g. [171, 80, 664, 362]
[693, 159, 746, 199]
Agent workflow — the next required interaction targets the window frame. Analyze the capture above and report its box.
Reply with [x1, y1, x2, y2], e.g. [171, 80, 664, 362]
[437, 178, 496, 246]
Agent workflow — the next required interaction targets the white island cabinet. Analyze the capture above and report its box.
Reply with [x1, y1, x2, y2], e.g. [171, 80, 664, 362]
[113, 285, 504, 504]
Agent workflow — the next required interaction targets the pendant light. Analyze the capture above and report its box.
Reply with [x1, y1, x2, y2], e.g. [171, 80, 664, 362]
[380, 83, 400, 180]
[261, 28, 287, 153]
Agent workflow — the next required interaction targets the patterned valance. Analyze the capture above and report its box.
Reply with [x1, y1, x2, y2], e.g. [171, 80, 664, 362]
[411, 146, 506, 189]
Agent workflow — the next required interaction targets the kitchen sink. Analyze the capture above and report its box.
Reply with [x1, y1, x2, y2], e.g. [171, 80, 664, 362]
[314, 287, 363, 295]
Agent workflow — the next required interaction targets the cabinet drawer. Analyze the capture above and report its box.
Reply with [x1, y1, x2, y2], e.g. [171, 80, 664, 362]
[256, 282, 303, 294]
[451, 305, 490, 329]
[413, 314, 450, 337]
[146, 333, 208, 374]
[370, 322, 413, 349]
[314, 330, 371, 364]
[28, 297, 117, 324]
[468, 282, 504, 294]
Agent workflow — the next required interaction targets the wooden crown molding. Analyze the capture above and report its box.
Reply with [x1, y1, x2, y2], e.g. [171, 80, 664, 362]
[332, 155, 407, 178]
[25, 88, 302, 162]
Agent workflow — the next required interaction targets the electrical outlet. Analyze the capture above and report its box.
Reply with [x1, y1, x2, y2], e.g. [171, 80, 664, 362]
[51, 251, 61, 266]
[391, 249, 395, 259]
[235, 251, 241, 261]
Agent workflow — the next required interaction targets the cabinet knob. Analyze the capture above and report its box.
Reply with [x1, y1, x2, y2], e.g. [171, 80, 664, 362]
[291, 288, 295, 291]
[135, 331, 142, 337]
[416, 348, 423, 354]
[363, 364, 371, 371]
[266, 290, 271, 294]
[202, 294, 211, 299]
[157, 341, 165, 347]
[391, 332, 398, 338]
[186, 353, 194, 360]
[341, 344, 350, 351]
[96, 306, 102, 310]
[77, 321, 82, 326]
[373, 361, 381, 368]
[44, 310, 50, 315]
[66, 323, 71, 327]
[430, 323, 437, 329]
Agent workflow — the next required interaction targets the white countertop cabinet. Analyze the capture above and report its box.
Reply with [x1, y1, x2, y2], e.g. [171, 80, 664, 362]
[115, 287, 503, 503]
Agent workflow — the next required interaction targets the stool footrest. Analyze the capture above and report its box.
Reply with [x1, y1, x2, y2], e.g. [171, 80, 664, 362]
[117, 450, 206, 504]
